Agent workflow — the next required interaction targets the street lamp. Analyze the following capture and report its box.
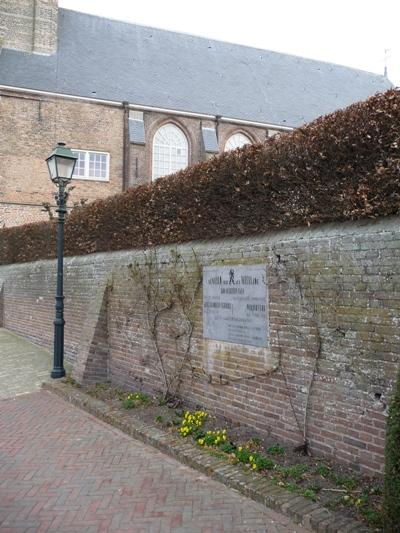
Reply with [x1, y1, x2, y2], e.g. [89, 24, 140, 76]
[46, 142, 77, 378]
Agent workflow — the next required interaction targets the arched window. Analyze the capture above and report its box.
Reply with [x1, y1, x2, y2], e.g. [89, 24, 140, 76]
[224, 132, 252, 152]
[152, 123, 189, 180]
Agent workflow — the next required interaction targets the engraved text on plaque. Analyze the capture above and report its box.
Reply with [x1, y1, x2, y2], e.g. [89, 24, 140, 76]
[203, 264, 268, 347]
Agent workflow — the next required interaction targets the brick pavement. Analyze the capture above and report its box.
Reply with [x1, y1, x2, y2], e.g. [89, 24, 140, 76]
[0, 328, 70, 399]
[0, 389, 311, 532]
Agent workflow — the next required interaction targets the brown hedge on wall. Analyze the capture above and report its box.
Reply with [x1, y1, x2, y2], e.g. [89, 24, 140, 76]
[1, 89, 399, 265]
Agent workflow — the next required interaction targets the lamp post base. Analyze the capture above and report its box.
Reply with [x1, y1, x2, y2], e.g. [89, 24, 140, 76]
[51, 367, 66, 379]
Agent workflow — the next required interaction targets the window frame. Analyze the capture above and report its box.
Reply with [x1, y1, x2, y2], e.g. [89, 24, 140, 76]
[224, 132, 252, 152]
[151, 123, 189, 181]
[71, 149, 110, 182]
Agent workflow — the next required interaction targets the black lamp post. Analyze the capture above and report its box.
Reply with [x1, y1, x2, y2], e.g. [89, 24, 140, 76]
[46, 142, 77, 379]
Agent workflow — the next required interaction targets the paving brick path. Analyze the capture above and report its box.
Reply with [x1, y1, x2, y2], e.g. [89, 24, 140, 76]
[0, 329, 310, 532]
[0, 328, 70, 399]
[0, 392, 311, 532]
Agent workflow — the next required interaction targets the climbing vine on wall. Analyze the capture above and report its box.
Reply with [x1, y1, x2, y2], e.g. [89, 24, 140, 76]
[271, 252, 328, 454]
[128, 248, 202, 400]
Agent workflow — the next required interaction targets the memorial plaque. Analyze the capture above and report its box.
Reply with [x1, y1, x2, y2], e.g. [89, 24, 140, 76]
[203, 264, 268, 347]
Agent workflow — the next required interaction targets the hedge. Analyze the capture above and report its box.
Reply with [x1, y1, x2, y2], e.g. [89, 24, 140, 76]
[1, 89, 399, 265]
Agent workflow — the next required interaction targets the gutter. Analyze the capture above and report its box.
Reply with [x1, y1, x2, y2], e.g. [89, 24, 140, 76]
[122, 101, 130, 191]
[0, 84, 294, 132]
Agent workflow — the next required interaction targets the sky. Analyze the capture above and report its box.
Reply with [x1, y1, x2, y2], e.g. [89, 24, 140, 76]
[59, 0, 400, 87]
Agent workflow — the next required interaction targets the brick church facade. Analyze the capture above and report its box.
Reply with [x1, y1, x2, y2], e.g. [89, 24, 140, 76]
[0, 1, 392, 227]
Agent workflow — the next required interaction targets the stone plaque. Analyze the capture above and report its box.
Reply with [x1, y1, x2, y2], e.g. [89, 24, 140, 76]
[203, 264, 268, 347]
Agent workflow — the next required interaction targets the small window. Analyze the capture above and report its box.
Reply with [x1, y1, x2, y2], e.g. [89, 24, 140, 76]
[152, 124, 189, 180]
[71, 150, 110, 181]
[224, 132, 252, 152]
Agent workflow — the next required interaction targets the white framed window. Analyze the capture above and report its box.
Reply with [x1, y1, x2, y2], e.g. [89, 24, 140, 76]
[224, 132, 252, 152]
[152, 123, 189, 180]
[71, 149, 110, 181]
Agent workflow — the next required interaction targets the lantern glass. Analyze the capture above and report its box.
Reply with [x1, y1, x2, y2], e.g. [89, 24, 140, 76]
[47, 157, 57, 181]
[46, 142, 77, 185]
[56, 156, 75, 180]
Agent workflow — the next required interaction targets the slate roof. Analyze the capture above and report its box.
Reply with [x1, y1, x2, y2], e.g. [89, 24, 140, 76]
[0, 9, 392, 127]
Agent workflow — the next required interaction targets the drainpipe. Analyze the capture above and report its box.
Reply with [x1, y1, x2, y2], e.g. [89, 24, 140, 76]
[122, 101, 130, 191]
[215, 114, 221, 141]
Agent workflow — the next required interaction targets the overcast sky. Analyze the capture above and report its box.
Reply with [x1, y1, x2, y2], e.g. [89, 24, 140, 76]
[59, 0, 400, 86]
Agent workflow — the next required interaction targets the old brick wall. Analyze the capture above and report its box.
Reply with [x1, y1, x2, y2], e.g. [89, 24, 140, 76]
[0, 88, 271, 227]
[1, 216, 398, 474]
[0, 0, 58, 55]
[0, 203, 48, 227]
[128, 112, 267, 188]
[0, 90, 124, 226]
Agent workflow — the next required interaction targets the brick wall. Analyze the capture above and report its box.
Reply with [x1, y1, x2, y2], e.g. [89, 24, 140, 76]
[0, 0, 58, 54]
[0, 88, 272, 227]
[1, 216, 398, 474]
[130, 113, 267, 187]
[0, 90, 124, 226]
[0, 203, 48, 227]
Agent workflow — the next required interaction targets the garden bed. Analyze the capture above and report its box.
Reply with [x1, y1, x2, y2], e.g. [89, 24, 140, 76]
[74, 381, 383, 530]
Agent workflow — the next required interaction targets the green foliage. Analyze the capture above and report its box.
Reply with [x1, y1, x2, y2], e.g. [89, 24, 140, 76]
[275, 464, 309, 481]
[383, 369, 400, 531]
[157, 396, 167, 406]
[308, 482, 321, 493]
[219, 442, 236, 453]
[231, 446, 275, 471]
[361, 506, 383, 529]
[315, 463, 331, 478]
[234, 446, 252, 464]
[251, 454, 275, 471]
[155, 414, 164, 424]
[197, 429, 227, 447]
[315, 463, 358, 490]
[327, 491, 383, 529]
[282, 482, 298, 493]
[121, 398, 136, 409]
[266, 443, 285, 456]
[121, 391, 150, 409]
[301, 489, 317, 501]
[2, 89, 400, 266]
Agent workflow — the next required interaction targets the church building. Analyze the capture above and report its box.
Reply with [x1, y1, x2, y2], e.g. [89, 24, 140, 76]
[0, 0, 392, 226]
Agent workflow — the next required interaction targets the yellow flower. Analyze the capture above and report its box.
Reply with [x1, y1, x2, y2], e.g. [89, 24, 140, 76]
[198, 439, 204, 445]
[249, 456, 254, 462]
[252, 464, 257, 470]
[238, 447, 242, 452]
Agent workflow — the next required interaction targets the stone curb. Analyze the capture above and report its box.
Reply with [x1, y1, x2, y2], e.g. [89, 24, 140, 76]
[43, 381, 369, 533]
